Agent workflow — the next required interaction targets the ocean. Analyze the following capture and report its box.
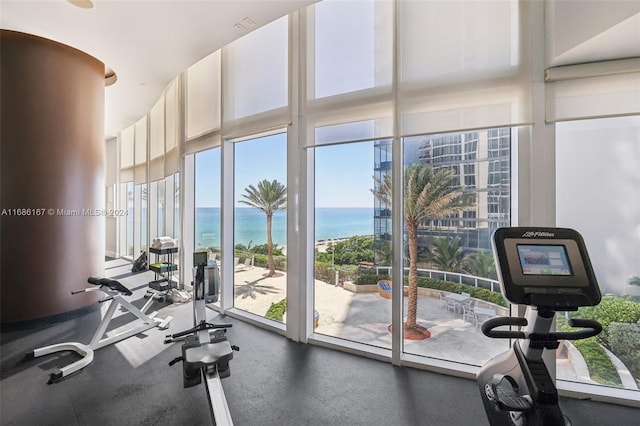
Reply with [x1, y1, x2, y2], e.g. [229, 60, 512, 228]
[196, 207, 373, 249]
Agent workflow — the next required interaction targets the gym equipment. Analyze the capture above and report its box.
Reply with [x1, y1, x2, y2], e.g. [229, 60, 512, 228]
[478, 227, 602, 426]
[27, 277, 173, 384]
[132, 250, 148, 273]
[165, 252, 238, 426]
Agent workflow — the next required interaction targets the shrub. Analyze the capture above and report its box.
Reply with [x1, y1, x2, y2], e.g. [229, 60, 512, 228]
[415, 277, 508, 307]
[354, 273, 391, 285]
[251, 243, 284, 256]
[572, 296, 640, 346]
[266, 298, 287, 321]
[557, 316, 623, 387]
[252, 254, 287, 272]
[571, 337, 622, 386]
[608, 321, 640, 384]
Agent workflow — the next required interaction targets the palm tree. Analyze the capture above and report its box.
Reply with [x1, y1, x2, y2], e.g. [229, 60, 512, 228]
[239, 179, 287, 277]
[427, 236, 466, 273]
[373, 164, 474, 337]
[463, 251, 497, 280]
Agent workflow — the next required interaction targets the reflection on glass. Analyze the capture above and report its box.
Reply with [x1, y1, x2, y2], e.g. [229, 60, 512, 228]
[556, 117, 640, 392]
[233, 134, 287, 322]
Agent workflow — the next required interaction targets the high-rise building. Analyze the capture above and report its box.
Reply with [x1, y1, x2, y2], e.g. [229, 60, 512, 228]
[373, 128, 511, 265]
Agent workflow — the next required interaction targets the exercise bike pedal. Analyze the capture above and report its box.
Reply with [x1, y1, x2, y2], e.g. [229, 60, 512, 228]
[488, 374, 533, 412]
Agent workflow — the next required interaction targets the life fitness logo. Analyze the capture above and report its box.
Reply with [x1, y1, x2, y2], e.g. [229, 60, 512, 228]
[522, 231, 555, 238]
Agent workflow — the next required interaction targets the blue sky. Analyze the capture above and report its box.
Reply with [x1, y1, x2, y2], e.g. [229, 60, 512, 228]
[194, 133, 375, 208]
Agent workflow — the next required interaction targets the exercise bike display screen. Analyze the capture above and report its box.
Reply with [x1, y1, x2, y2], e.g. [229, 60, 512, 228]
[516, 244, 572, 276]
[492, 227, 601, 308]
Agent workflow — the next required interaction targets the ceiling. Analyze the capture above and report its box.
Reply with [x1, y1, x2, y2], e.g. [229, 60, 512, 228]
[0, 0, 317, 138]
[1, 1, 638, 139]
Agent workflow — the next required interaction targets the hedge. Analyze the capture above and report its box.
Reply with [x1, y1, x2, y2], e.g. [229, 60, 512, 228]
[353, 274, 507, 307]
[266, 298, 287, 322]
[608, 321, 640, 385]
[557, 316, 622, 387]
[415, 277, 509, 307]
[571, 296, 640, 346]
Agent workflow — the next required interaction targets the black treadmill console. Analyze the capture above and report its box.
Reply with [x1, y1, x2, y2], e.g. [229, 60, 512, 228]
[492, 227, 601, 309]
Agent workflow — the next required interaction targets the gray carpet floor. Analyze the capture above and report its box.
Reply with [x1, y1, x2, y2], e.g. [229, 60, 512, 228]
[1, 266, 638, 425]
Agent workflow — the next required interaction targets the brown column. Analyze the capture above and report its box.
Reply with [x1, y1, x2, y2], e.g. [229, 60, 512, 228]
[1, 30, 105, 324]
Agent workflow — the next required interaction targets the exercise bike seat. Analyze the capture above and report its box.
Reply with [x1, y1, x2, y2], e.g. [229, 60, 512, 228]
[184, 341, 233, 368]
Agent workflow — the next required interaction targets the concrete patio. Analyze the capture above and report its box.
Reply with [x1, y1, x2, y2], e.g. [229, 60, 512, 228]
[234, 267, 510, 366]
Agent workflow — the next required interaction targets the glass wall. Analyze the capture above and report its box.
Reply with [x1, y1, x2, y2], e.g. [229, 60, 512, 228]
[155, 180, 164, 237]
[313, 140, 382, 346]
[195, 148, 221, 257]
[233, 133, 287, 322]
[112, 0, 639, 407]
[126, 182, 134, 257]
[400, 128, 511, 366]
[556, 116, 640, 394]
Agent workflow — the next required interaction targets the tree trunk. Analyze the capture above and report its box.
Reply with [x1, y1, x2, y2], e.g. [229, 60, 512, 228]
[406, 219, 419, 328]
[266, 213, 275, 276]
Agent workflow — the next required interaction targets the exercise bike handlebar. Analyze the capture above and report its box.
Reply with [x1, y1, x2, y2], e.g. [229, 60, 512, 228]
[481, 317, 528, 339]
[481, 316, 602, 341]
[546, 318, 602, 341]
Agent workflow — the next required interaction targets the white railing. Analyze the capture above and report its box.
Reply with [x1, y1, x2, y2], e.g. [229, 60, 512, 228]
[372, 266, 500, 292]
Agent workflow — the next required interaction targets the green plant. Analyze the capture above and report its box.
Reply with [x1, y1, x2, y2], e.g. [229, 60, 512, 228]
[414, 277, 508, 307]
[266, 298, 287, 322]
[316, 235, 375, 265]
[426, 236, 467, 273]
[572, 296, 640, 345]
[373, 164, 474, 332]
[557, 316, 623, 387]
[251, 243, 284, 256]
[608, 321, 640, 384]
[239, 179, 287, 277]
[354, 273, 391, 285]
[571, 337, 622, 386]
[463, 251, 497, 280]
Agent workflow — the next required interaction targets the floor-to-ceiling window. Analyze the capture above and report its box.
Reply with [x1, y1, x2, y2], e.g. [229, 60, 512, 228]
[157, 179, 165, 237]
[313, 137, 382, 346]
[233, 133, 287, 322]
[125, 181, 134, 257]
[195, 148, 222, 258]
[400, 129, 511, 366]
[111, 0, 639, 408]
[556, 116, 640, 395]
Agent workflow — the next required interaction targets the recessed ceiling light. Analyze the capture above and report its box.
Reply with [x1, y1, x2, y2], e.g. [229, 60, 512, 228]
[68, 0, 94, 9]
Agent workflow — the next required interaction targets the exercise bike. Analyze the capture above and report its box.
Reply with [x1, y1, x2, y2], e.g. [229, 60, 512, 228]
[165, 251, 239, 426]
[27, 276, 173, 384]
[477, 227, 602, 426]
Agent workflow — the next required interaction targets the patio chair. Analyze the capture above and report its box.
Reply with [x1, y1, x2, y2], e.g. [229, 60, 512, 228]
[234, 258, 251, 272]
[444, 296, 457, 313]
[462, 300, 476, 325]
[439, 291, 447, 308]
